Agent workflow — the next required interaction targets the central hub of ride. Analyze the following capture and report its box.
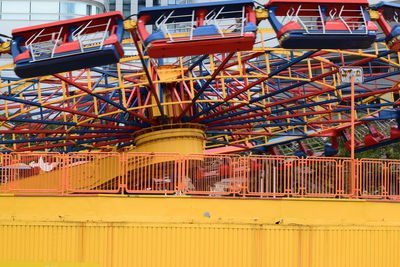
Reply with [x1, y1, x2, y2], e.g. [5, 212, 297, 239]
[133, 123, 205, 154]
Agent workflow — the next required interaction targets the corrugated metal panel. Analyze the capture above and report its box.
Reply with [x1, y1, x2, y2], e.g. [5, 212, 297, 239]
[1, 196, 400, 267]
[0, 223, 400, 267]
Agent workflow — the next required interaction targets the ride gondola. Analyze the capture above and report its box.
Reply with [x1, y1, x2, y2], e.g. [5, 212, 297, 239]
[136, 0, 257, 58]
[370, 2, 400, 51]
[11, 11, 124, 78]
[265, 0, 378, 49]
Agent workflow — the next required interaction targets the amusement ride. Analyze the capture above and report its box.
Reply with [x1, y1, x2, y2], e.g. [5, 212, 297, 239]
[0, 0, 399, 158]
[2, 2, 400, 265]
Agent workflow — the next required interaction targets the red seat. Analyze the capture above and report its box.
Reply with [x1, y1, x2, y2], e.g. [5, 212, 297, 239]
[54, 41, 80, 54]
[345, 140, 362, 151]
[363, 125, 385, 146]
[344, 130, 362, 151]
[298, 141, 313, 156]
[390, 126, 400, 139]
[367, 21, 379, 31]
[277, 21, 302, 39]
[196, 168, 204, 180]
[325, 21, 348, 31]
[370, 125, 385, 140]
[364, 134, 379, 146]
[219, 163, 232, 177]
[268, 146, 281, 155]
[14, 50, 30, 63]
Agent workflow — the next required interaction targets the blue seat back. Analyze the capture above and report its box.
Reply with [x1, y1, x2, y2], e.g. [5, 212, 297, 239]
[144, 30, 166, 46]
[193, 25, 219, 37]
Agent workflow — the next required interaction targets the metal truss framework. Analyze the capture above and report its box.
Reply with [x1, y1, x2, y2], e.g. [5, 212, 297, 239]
[1, 32, 400, 154]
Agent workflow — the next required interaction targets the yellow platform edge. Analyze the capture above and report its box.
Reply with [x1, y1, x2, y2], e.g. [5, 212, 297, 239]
[1, 196, 400, 267]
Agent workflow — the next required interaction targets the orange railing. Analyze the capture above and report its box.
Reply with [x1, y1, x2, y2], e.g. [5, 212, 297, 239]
[64, 152, 122, 194]
[124, 153, 181, 194]
[244, 156, 353, 198]
[357, 159, 400, 199]
[0, 153, 11, 193]
[0, 152, 400, 199]
[2, 153, 63, 194]
[182, 154, 242, 196]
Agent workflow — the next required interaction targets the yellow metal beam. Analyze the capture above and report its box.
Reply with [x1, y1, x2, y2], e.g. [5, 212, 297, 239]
[0, 41, 11, 54]
[369, 10, 380, 21]
[123, 19, 137, 31]
[255, 9, 268, 21]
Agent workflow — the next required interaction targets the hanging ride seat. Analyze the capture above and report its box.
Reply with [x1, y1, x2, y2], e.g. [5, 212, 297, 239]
[266, 0, 377, 49]
[343, 130, 362, 151]
[324, 20, 349, 31]
[370, 2, 400, 52]
[385, 25, 400, 51]
[11, 11, 124, 79]
[137, 0, 257, 58]
[193, 25, 220, 37]
[390, 126, 400, 139]
[277, 21, 302, 39]
[363, 125, 386, 146]
[143, 30, 166, 46]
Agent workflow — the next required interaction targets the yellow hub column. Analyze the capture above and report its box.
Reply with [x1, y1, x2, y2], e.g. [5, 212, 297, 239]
[133, 123, 205, 154]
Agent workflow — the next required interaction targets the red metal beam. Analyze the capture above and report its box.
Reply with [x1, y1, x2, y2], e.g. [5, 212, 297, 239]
[54, 74, 155, 125]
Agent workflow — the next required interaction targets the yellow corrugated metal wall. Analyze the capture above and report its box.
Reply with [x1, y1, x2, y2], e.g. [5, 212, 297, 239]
[1, 223, 400, 267]
[1, 196, 400, 267]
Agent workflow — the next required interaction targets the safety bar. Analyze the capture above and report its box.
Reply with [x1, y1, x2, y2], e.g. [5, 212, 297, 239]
[282, 4, 368, 34]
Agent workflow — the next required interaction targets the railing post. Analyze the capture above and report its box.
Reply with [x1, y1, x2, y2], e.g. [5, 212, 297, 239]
[239, 156, 249, 197]
[351, 158, 359, 198]
[336, 160, 343, 197]
[299, 158, 306, 197]
[65, 153, 71, 195]
[177, 155, 186, 195]
[60, 153, 66, 195]
[119, 153, 127, 194]
[382, 161, 389, 199]
[0, 154, 11, 193]
[10, 153, 19, 192]
[284, 160, 293, 196]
